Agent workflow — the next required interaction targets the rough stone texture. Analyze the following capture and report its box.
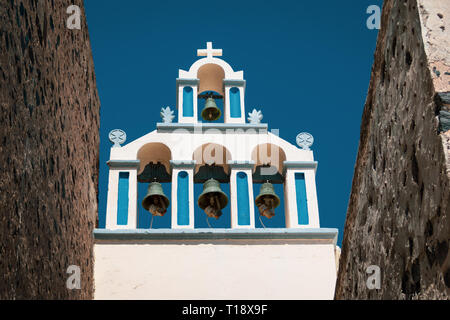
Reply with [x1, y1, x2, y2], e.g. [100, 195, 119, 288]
[335, 0, 450, 300]
[0, 1, 99, 299]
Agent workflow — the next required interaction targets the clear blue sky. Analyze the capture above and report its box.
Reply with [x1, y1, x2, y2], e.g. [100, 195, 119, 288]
[85, 0, 383, 245]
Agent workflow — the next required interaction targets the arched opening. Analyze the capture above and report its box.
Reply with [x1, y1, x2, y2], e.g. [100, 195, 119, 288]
[136, 143, 172, 229]
[193, 143, 232, 176]
[251, 144, 287, 228]
[182, 86, 194, 117]
[236, 171, 251, 226]
[192, 143, 232, 228]
[229, 87, 241, 118]
[117, 172, 130, 226]
[177, 171, 190, 226]
[137, 143, 172, 175]
[197, 64, 225, 96]
[197, 64, 225, 122]
[295, 172, 309, 225]
[251, 143, 286, 176]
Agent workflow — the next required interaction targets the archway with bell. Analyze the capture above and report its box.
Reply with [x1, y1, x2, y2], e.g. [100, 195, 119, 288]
[136, 143, 173, 229]
[251, 143, 287, 228]
[197, 63, 225, 122]
[192, 143, 232, 228]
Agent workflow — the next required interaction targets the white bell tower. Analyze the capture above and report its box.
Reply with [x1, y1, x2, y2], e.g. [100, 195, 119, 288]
[177, 42, 246, 124]
[94, 42, 340, 300]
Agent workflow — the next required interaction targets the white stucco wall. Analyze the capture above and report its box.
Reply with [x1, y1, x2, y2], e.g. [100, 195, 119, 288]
[110, 130, 313, 164]
[94, 240, 337, 300]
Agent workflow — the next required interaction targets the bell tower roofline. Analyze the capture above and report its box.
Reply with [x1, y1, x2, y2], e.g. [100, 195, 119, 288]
[178, 42, 244, 80]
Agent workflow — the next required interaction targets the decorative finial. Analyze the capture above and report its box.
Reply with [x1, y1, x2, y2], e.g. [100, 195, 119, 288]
[160, 106, 175, 123]
[197, 42, 223, 58]
[296, 132, 314, 150]
[109, 129, 126, 148]
[248, 109, 263, 124]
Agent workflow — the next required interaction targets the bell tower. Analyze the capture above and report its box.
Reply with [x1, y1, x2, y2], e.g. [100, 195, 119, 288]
[95, 42, 340, 300]
[177, 42, 246, 124]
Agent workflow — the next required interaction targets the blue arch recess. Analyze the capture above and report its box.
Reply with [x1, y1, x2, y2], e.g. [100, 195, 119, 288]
[117, 172, 129, 225]
[236, 172, 250, 225]
[183, 86, 194, 117]
[229, 87, 241, 118]
[177, 171, 190, 225]
[295, 173, 309, 225]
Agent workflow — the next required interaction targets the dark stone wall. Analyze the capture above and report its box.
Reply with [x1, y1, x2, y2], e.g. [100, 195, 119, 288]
[335, 0, 450, 299]
[0, 0, 99, 299]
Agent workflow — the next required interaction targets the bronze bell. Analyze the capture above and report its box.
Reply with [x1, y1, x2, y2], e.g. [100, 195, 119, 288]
[198, 178, 228, 219]
[201, 97, 221, 121]
[142, 182, 170, 217]
[255, 182, 280, 219]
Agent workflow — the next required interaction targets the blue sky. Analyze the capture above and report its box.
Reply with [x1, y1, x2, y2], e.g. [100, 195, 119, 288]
[85, 0, 383, 245]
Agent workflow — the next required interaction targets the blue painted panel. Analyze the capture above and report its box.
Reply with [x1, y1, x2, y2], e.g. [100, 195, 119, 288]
[236, 172, 250, 225]
[295, 173, 309, 225]
[229, 87, 241, 118]
[183, 86, 194, 117]
[177, 171, 189, 225]
[117, 172, 129, 225]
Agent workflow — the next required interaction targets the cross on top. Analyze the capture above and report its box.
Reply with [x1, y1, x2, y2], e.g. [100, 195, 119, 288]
[197, 42, 223, 58]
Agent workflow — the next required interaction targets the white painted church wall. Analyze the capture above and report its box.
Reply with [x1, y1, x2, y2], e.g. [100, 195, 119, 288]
[109, 131, 315, 169]
[94, 241, 338, 300]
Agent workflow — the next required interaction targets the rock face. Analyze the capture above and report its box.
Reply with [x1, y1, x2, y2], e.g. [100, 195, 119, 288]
[335, 0, 450, 299]
[0, 1, 99, 299]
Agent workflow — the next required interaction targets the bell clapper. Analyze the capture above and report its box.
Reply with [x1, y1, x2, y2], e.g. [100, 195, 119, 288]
[204, 194, 222, 219]
[150, 215, 154, 229]
[258, 215, 267, 229]
[206, 216, 212, 228]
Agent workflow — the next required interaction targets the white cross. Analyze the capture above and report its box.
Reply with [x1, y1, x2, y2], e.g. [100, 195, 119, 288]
[197, 42, 223, 58]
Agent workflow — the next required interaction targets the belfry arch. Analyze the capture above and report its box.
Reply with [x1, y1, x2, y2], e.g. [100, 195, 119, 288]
[192, 143, 232, 178]
[251, 143, 287, 177]
[197, 64, 225, 97]
[136, 143, 172, 175]
[177, 42, 246, 124]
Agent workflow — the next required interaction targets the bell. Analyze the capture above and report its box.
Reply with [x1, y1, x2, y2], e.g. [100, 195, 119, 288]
[255, 182, 280, 219]
[142, 182, 170, 217]
[201, 97, 221, 121]
[198, 178, 228, 219]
